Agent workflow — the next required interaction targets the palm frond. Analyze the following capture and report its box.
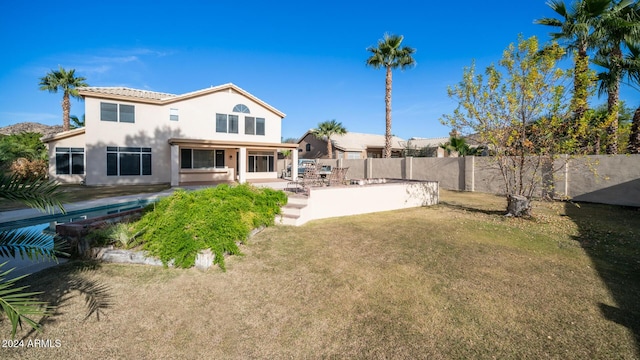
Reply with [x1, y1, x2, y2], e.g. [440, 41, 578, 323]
[0, 229, 68, 261]
[0, 173, 65, 214]
[0, 263, 51, 338]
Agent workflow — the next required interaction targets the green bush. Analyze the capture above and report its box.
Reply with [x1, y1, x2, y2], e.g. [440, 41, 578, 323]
[135, 184, 287, 270]
[86, 223, 141, 249]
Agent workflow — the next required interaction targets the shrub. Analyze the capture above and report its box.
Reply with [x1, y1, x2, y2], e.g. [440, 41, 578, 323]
[135, 184, 287, 270]
[85, 223, 141, 249]
[10, 158, 48, 180]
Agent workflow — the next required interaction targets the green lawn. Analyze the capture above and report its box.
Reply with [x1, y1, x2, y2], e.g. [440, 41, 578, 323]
[1, 190, 638, 359]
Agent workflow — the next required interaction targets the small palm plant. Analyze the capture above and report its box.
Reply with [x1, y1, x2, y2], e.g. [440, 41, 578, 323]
[311, 120, 347, 159]
[0, 173, 66, 338]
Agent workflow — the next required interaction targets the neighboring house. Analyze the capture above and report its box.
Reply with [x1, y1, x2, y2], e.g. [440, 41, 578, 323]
[297, 131, 407, 159]
[42, 83, 299, 186]
[405, 137, 450, 157]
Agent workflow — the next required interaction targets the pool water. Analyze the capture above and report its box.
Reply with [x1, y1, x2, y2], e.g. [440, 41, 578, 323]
[0, 199, 155, 278]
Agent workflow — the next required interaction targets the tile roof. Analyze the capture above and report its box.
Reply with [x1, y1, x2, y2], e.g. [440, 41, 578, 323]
[406, 137, 450, 148]
[328, 132, 407, 151]
[79, 87, 177, 100]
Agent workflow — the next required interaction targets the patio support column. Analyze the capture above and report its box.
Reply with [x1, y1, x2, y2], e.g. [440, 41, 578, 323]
[238, 147, 247, 184]
[170, 144, 180, 187]
[291, 147, 299, 181]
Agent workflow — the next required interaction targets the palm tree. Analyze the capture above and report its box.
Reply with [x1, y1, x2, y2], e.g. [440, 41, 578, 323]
[311, 120, 347, 159]
[535, 0, 610, 136]
[70, 114, 86, 129]
[39, 67, 88, 132]
[591, 0, 639, 154]
[623, 44, 640, 153]
[366, 33, 416, 158]
[0, 174, 66, 338]
[440, 136, 474, 156]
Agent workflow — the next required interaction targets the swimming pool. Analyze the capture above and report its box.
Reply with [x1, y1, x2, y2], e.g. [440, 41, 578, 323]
[0, 199, 156, 277]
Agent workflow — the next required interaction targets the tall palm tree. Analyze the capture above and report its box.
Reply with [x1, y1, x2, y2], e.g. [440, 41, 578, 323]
[366, 33, 416, 158]
[591, 0, 639, 154]
[39, 66, 88, 132]
[311, 120, 347, 159]
[535, 0, 610, 135]
[0, 174, 66, 338]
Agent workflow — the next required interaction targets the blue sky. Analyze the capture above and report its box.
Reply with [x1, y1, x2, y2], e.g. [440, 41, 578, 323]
[1, 0, 638, 141]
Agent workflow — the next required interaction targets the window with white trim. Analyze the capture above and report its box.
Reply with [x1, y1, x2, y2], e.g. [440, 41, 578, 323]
[232, 104, 250, 113]
[170, 108, 179, 121]
[106, 147, 151, 176]
[248, 151, 274, 172]
[55, 147, 84, 175]
[216, 113, 227, 133]
[245, 117, 265, 136]
[101, 102, 135, 123]
[180, 149, 225, 169]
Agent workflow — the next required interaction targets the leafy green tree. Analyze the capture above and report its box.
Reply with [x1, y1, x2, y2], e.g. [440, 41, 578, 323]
[591, 0, 640, 154]
[311, 120, 347, 159]
[535, 0, 609, 141]
[0, 132, 47, 171]
[585, 102, 633, 153]
[366, 33, 416, 158]
[0, 174, 66, 338]
[627, 45, 640, 153]
[39, 67, 88, 132]
[441, 36, 571, 216]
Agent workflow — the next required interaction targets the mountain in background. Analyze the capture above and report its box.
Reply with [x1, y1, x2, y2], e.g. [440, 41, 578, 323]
[0, 122, 64, 137]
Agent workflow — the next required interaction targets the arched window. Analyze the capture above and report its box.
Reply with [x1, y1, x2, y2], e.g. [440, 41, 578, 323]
[232, 104, 250, 113]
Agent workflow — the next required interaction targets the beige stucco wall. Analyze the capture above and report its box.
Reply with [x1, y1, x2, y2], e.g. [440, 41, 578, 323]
[342, 159, 366, 179]
[46, 131, 87, 184]
[81, 88, 283, 185]
[566, 155, 640, 207]
[412, 157, 464, 190]
[294, 181, 438, 225]
[328, 155, 640, 207]
[370, 158, 405, 179]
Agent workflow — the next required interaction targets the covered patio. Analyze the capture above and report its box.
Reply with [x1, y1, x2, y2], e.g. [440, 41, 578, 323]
[168, 138, 299, 186]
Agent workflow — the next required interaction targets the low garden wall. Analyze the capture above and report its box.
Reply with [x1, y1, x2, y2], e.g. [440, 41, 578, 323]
[295, 180, 438, 226]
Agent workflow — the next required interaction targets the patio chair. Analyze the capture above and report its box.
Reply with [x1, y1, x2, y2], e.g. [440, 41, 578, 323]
[286, 164, 323, 193]
[327, 167, 349, 186]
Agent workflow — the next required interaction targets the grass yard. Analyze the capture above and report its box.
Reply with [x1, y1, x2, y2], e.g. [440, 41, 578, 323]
[1, 190, 638, 359]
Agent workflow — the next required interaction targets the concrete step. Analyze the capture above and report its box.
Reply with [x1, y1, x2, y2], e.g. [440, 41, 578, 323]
[286, 194, 308, 206]
[279, 193, 309, 226]
[278, 212, 301, 226]
[281, 203, 306, 217]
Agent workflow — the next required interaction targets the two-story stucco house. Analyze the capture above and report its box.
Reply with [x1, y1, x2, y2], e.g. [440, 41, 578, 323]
[42, 83, 299, 186]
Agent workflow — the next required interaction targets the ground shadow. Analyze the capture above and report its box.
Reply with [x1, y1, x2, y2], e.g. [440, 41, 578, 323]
[439, 201, 506, 216]
[15, 259, 113, 340]
[564, 202, 640, 356]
